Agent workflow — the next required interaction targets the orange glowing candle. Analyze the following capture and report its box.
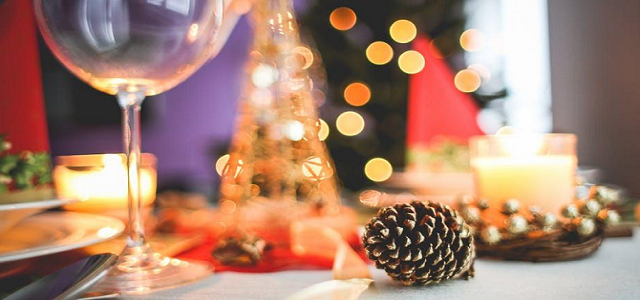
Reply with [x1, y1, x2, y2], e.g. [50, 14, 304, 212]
[53, 154, 157, 215]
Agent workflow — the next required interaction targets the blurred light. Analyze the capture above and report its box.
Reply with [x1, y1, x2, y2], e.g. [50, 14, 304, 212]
[488, 33, 506, 55]
[336, 111, 365, 136]
[389, 20, 417, 44]
[251, 88, 273, 108]
[311, 89, 326, 107]
[252, 64, 278, 88]
[293, 46, 314, 69]
[215, 154, 230, 176]
[496, 126, 516, 135]
[476, 109, 503, 134]
[284, 120, 305, 141]
[302, 156, 333, 181]
[220, 199, 237, 214]
[343, 82, 371, 106]
[187, 23, 199, 43]
[454, 69, 481, 93]
[460, 29, 486, 52]
[468, 63, 491, 81]
[398, 50, 425, 74]
[318, 119, 330, 141]
[366, 41, 393, 65]
[364, 158, 393, 182]
[329, 7, 357, 31]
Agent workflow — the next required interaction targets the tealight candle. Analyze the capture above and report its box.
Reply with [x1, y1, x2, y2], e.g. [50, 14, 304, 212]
[53, 154, 157, 215]
[470, 134, 577, 225]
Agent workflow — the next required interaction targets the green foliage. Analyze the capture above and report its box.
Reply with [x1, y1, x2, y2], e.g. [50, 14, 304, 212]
[0, 135, 53, 193]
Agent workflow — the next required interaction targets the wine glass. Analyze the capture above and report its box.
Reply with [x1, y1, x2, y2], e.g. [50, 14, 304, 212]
[34, 0, 224, 294]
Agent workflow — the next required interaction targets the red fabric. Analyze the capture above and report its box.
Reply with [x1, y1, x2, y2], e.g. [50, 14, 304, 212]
[406, 35, 483, 148]
[177, 231, 367, 273]
[0, 0, 50, 153]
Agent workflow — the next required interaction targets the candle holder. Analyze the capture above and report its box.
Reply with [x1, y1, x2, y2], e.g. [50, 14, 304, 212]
[470, 134, 577, 226]
[53, 154, 157, 219]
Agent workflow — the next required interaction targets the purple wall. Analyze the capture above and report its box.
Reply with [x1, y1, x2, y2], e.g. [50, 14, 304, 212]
[49, 17, 252, 194]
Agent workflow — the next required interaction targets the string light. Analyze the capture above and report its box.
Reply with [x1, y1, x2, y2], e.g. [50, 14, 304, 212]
[215, 154, 230, 176]
[460, 29, 486, 52]
[364, 158, 393, 182]
[454, 69, 481, 93]
[343, 82, 371, 107]
[329, 7, 357, 31]
[336, 111, 365, 136]
[318, 119, 330, 141]
[398, 50, 425, 74]
[366, 41, 393, 65]
[389, 20, 417, 44]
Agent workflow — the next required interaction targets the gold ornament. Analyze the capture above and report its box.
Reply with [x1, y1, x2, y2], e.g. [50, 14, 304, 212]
[561, 204, 580, 218]
[505, 214, 528, 235]
[501, 199, 520, 215]
[480, 226, 501, 244]
[573, 217, 596, 237]
[580, 200, 601, 217]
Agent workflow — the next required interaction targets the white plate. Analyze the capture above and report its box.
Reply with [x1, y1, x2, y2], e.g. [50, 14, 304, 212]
[0, 211, 124, 263]
[0, 198, 76, 235]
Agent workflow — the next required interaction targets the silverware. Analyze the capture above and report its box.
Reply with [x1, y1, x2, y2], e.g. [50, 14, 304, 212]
[4, 253, 117, 300]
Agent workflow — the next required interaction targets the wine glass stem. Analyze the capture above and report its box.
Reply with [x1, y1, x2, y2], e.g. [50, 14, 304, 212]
[117, 90, 146, 248]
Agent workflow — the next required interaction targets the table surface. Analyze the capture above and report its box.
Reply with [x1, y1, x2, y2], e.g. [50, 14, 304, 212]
[131, 228, 640, 300]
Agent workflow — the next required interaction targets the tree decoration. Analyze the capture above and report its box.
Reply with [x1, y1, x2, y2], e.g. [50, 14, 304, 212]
[362, 201, 475, 286]
[218, 0, 341, 220]
[457, 185, 622, 262]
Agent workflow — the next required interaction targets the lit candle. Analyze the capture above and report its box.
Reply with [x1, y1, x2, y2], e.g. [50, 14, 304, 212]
[470, 134, 577, 224]
[53, 154, 157, 215]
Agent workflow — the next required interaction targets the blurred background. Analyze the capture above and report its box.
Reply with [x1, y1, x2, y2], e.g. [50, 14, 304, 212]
[39, 0, 640, 198]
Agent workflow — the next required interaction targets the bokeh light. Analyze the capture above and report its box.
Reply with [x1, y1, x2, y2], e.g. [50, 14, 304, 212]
[329, 7, 357, 31]
[293, 46, 314, 69]
[496, 126, 516, 135]
[318, 119, 330, 141]
[343, 82, 371, 107]
[252, 64, 278, 88]
[366, 41, 393, 65]
[398, 50, 425, 74]
[389, 20, 417, 44]
[336, 111, 365, 136]
[215, 154, 230, 176]
[460, 29, 486, 52]
[364, 158, 393, 182]
[468, 63, 491, 81]
[454, 69, 481, 93]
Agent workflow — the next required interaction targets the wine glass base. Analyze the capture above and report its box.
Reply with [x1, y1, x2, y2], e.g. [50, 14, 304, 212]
[90, 244, 212, 295]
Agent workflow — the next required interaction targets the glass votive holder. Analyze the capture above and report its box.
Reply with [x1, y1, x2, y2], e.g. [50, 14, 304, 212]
[470, 134, 577, 224]
[53, 153, 157, 218]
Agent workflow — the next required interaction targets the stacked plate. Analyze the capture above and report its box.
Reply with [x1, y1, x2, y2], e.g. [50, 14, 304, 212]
[0, 199, 124, 263]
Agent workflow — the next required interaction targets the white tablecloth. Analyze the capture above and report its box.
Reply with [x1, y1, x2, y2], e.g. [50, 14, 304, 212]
[134, 228, 640, 300]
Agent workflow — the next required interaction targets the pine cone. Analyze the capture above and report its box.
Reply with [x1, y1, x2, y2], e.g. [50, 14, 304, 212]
[363, 201, 475, 286]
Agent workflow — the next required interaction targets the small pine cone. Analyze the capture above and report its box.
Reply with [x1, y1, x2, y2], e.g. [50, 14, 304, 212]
[362, 201, 475, 286]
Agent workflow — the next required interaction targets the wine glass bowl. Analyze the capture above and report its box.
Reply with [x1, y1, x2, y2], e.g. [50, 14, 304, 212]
[34, 0, 227, 295]
[35, 0, 223, 96]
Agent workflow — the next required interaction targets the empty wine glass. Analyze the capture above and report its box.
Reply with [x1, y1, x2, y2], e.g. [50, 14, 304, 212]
[34, 0, 225, 294]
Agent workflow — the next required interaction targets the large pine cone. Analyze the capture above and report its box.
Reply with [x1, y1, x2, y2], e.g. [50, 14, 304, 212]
[363, 201, 475, 286]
